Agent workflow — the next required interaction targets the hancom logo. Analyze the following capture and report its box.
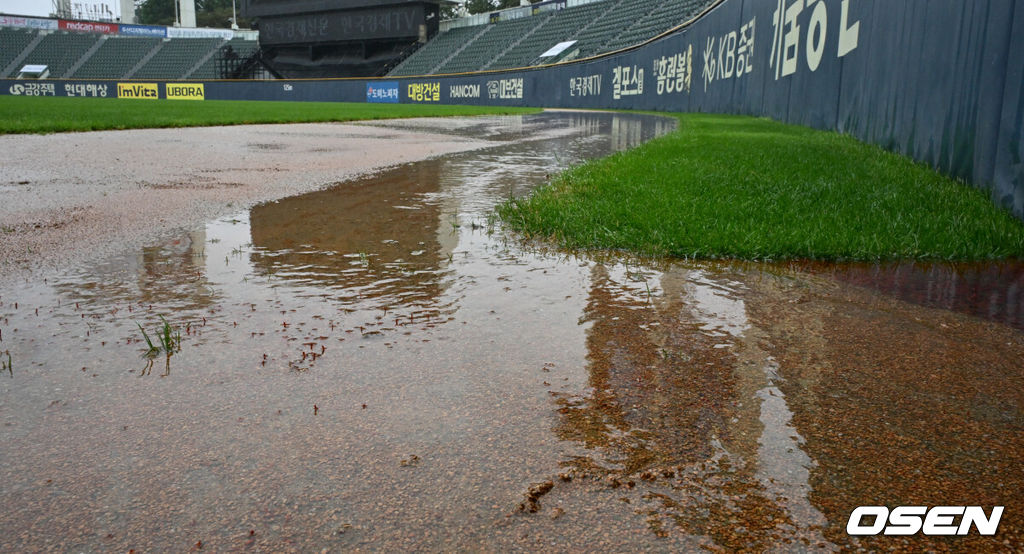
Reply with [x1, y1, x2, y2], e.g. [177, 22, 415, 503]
[847, 506, 1004, 536]
[166, 83, 205, 100]
[117, 83, 158, 99]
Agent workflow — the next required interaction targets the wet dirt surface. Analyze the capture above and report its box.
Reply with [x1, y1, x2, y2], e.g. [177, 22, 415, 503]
[0, 119, 520, 280]
[0, 112, 1021, 552]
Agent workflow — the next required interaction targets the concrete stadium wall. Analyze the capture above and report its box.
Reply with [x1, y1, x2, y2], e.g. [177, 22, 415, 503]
[3, 0, 1023, 220]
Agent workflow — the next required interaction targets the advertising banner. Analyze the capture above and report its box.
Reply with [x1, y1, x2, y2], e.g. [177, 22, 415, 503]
[59, 20, 118, 33]
[166, 83, 205, 100]
[166, 27, 234, 39]
[366, 82, 399, 103]
[406, 82, 440, 102]
[6, 82, 57, 96]
[119, 24, 167, 38]
[0, 16, 58, 30]
[117, 82, 159, 99]
[63, 82, 111, 97]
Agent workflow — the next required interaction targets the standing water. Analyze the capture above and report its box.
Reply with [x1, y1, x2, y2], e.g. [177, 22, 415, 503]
[0, 112, 1020, 551]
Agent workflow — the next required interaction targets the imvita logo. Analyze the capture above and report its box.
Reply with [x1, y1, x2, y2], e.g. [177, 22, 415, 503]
[847, 506, 1004, 536]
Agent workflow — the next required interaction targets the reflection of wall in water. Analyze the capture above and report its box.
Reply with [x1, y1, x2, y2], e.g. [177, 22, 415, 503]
[565, 263, 742, 467]
[610, 115, 675, 152]
[248, 161, 450, 310]
[610, 116, 642, 153]
[563, 113, 605, 141]
[134, 229, 214, 309]
[821, 262, 1024, 331]
[561, 263, 833, 547]
[54, 228, 217, 312]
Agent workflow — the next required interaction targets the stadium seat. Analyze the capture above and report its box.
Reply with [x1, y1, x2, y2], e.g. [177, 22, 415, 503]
[132, 38, 223, 80]
[71, 36, 162, 79]
[0, 28, 39, 77]
[389, 0, 716, 77]
[18, 31, 101, 78]
[489, 2, 606, 69]
[390, 26, 484, 76]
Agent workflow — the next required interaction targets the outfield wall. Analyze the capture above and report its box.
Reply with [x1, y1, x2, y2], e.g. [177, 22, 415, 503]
[3, 0, 1023, 220]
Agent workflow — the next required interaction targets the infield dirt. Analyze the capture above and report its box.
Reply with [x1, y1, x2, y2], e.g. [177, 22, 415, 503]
[0, 118, 507, 282]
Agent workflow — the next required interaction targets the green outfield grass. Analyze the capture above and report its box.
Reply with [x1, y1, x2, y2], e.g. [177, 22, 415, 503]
[0, 95, 539, 134]
[499, 113, 1024, 261]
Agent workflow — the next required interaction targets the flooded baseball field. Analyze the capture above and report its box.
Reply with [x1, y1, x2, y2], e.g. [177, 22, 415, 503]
[1, 112, 1021, 552]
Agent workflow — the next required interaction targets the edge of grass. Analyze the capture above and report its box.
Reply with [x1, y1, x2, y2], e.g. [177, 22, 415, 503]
[498, 113, 1024, 262]
[0, 96, 541, 134]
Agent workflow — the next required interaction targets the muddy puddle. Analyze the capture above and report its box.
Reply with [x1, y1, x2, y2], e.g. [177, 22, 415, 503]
[0, 112, 1021, 552]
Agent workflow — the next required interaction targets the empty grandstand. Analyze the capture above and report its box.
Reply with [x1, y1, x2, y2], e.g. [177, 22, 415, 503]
[437, 15, 544, 74]
[390, 0, 713, 76]
[0, 22, 258, 80]
[0, 27, 39, 77]
[11, 30, 100, 79]
[0, 0, 711, 81]
[131, 37, 224, 80]
[70, 36, 162, 79]
[488, 2, 606, 70]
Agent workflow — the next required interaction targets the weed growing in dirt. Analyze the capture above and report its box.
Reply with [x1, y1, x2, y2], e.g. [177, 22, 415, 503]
[136, 316, 182, 358]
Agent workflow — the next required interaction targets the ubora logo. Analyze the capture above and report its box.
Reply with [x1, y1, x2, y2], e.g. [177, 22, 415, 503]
[117, 83, 159, 99]
[166, 83, 205, 100]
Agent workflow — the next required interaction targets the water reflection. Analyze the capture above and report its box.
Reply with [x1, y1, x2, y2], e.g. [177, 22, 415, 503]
[52, 230, 219, 314]
[2, 111, 1021, 551]
[551, 257, 1022, 550]
[797, 260, 1024, 330]
[554, 262, 836, 549]
[242, 111, 675, 321]
[248, 160, 453, 319]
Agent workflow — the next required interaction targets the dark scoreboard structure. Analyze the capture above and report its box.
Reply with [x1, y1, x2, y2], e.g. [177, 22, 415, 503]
[241, 0, 442, 78]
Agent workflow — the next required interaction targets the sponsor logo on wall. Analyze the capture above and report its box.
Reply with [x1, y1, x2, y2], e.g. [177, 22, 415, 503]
[569, 75, 601, 97]
[653, 46, 693, 95]
[65, 83, 109, 97]
[59, 19, 118, 33]
[612, 65, 643, 100]
[450, 84, 480, 99]
[166, 83, 205, 100]
[119, 24, 167, 38]
[117, 83, 159, 99]
[702, 17, 755, 91]
[367, 82, 399, 103]
[408, 82, 440, 102]
[8, 83, 56, 96]
[0, 16, 58, 30]
[486, 78, 523, 100]
[767, 0, 859, 81]
[167, 27, 234, 39]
